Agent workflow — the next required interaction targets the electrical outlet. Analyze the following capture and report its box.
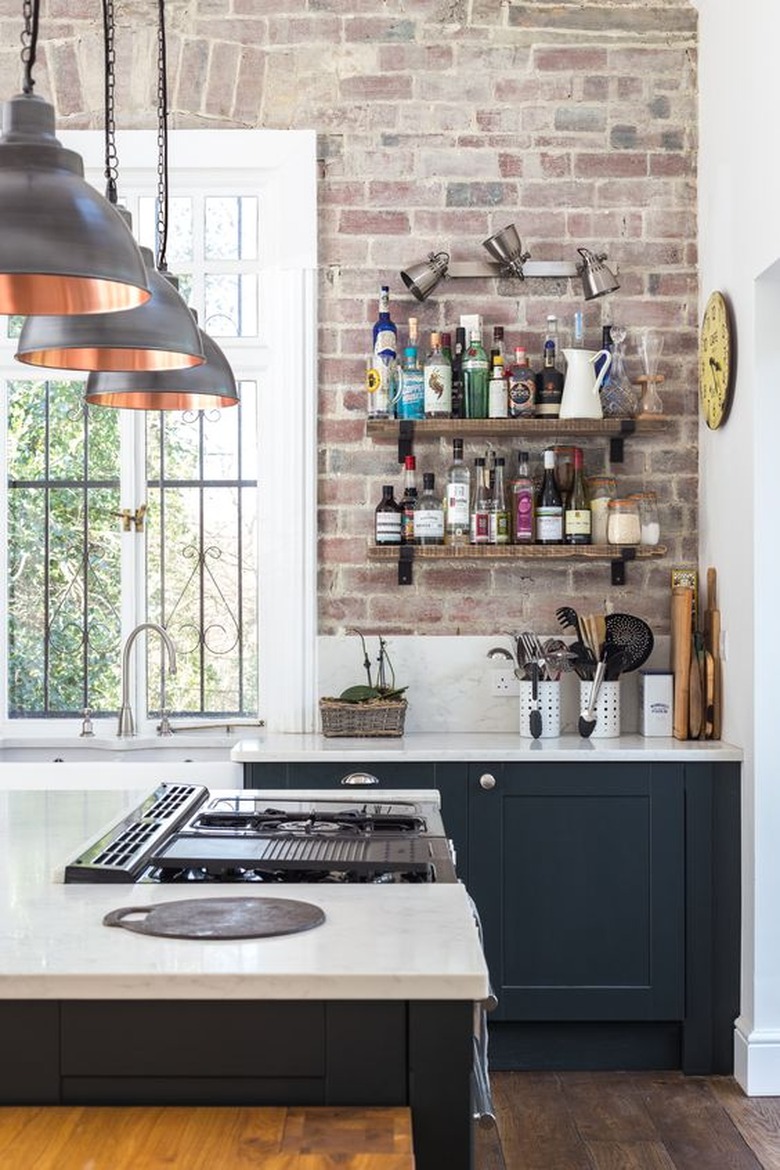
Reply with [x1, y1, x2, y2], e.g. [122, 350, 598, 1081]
[491, 668, 520, 697]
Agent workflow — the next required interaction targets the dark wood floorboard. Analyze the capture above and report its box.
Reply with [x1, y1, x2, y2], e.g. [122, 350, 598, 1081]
[482, 1072, 780, 1170]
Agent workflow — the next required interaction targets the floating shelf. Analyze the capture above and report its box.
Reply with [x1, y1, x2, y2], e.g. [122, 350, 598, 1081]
[368, 543, 667, 586]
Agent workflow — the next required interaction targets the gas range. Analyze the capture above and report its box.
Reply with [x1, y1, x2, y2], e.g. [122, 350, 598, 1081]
[64, 784, 457, 885]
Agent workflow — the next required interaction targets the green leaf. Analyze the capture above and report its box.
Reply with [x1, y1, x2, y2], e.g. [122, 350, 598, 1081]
[338, 685, 380, 703]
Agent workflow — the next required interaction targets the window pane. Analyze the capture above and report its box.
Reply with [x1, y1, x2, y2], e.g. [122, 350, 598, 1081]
[205, 196, 258, 260]
[204, 274, 258, 337]
[138, 195, 193, 266]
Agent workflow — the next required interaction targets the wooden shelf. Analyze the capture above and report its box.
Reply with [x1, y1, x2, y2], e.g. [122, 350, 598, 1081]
[369, 542, 667, 585]
[366, 416, 670, 439]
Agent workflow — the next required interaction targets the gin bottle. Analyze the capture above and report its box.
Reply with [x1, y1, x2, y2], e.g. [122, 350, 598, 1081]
[423, 331, 452, 417]
[444, 438, 471, 547]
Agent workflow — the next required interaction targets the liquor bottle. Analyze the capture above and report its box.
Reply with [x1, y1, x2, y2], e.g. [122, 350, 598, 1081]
[564, 447, 591, 544]
[594, 323, 613, 381]
[396, 346, 424, 420]
[375, 484, 403, 545]
[509, 449, 535, 544]
[508, 346, 536, 418]
[535, 316, 564, 418]
[423, 330, 453, 418]
[490, 324, 505, 366]
[415, 473, 445, 546]
[407, 316, 419, 350]
[573, 310, 585, 348]
[401, 454, 418, 544]
[463, 329, 489, 419]
[444, 437, 471, 547]
[469, 456, 491, 545]
[488, 355, 508, 418]
[367, 285, 397, 420]
[536, 448, 563, 544]
[488, 456, 510, 545]
[451, 326, 466, 419]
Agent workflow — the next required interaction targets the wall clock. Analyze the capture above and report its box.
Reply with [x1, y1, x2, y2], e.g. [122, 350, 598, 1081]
[698, 290, 735, 429]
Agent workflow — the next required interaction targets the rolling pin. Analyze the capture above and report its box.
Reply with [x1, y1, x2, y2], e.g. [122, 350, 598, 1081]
[672, 585, 693, 740]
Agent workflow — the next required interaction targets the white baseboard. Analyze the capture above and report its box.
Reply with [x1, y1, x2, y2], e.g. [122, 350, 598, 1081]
[734, 1019, 780, 1095]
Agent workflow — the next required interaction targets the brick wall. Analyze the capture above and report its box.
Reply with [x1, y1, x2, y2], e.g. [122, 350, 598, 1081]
[5, 0, 698, 637]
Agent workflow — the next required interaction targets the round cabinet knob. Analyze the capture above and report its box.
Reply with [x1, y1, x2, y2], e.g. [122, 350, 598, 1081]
[340, 772, 380, 786]
[479, 773, 496, 790]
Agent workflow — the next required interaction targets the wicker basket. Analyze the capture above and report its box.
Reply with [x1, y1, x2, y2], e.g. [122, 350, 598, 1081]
[319, 697, 407, 738]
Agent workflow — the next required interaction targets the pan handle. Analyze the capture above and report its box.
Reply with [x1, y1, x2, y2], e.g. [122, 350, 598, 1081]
[103, 906, 153, 933]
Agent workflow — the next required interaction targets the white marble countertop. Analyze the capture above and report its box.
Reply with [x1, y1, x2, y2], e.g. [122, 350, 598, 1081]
[0, 787, 488, 1003]
[231, 732, 743, 763]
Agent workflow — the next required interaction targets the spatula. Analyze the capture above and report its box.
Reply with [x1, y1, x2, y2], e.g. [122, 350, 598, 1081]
[529, 660, 543, 739]
[578, 657, 607, 737]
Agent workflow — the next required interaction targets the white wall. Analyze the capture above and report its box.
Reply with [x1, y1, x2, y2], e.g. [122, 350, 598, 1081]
[694, 0, 780, 1093]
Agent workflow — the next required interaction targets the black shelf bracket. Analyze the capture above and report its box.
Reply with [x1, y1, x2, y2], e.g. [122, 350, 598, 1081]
[609, 419, 636, 463]
[398, 545, 414, 585]
[398, 421, 415, 463]
[611, 546, 637, 586]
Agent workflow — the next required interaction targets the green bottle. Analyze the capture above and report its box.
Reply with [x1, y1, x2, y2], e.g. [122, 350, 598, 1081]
[463, 329, 489, 419]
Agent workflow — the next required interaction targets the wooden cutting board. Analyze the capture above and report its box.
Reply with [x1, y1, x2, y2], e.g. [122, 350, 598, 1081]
[672, 585, 693, 740]
[703, 566, 722, 739]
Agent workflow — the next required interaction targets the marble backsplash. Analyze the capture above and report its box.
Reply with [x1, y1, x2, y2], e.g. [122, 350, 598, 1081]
[318, 634, 672, 736]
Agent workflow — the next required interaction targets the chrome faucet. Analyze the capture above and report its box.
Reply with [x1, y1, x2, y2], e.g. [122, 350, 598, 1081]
[117, 622, 177, 738]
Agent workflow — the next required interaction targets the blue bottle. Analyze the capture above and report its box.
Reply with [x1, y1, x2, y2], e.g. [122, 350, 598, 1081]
[396, 346, 424, 420]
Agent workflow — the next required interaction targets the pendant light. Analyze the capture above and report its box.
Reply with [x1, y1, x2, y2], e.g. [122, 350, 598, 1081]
[85, 0, 238, 410]
[14, 0, 204, 373]
[0, 0, 149, 316]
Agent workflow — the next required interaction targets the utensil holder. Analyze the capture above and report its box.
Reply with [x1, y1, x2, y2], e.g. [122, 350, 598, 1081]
[519, 680, 561, 738]
[579, 680, 621, 738]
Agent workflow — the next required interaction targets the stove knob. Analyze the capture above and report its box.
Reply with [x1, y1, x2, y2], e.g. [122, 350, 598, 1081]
[479, 773, 497, 790]
[340, 771, 379, 786]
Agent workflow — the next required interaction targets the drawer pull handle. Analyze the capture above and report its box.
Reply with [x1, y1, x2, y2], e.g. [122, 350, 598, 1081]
[340, 772, 380, 786]
[479, 773, 496, 790]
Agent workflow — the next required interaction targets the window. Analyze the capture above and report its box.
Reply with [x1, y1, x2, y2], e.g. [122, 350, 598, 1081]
[0, 130, 318, 734]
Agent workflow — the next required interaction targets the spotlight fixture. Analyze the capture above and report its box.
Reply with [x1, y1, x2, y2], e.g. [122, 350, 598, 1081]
[577, 248, 620, 301]
[14, 0, 203, 372]
[482, 224, 531, 280]
[400, 251, 450, 303]
[0, 0, 149, 315]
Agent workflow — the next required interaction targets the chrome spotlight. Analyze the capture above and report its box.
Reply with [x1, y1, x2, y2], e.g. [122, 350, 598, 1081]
[400, 251, 450, 302]
[482, 224, 531, 280]
[577, 248, 620, 300]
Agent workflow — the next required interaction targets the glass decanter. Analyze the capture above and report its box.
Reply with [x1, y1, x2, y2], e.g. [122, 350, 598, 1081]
[635, 329, 665, 415]
[600, 325, 638, 417]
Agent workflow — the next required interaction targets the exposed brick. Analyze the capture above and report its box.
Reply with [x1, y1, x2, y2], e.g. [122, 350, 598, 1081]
[340, 75, 413, 101]
[554, 106, 606, 134]
[446, 182, 517, 207]
[575, 152, 648, 178]
[611, 124, 638, 150]
[339, 210, 411, 235]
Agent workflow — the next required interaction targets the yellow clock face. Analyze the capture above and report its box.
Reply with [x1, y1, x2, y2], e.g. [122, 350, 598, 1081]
[698, 291, 734, 429]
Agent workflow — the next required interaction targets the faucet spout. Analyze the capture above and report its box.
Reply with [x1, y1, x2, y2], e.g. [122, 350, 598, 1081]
[117, 622, 177, 738]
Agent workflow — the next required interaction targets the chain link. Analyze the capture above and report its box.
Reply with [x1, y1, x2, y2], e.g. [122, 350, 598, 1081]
[155, 0, 170, 272]
[20, 0, 39, 95]
[102, 0, 119, 204]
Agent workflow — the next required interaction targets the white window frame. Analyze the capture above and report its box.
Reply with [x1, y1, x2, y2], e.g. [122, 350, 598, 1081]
[0, 129, 318, 736]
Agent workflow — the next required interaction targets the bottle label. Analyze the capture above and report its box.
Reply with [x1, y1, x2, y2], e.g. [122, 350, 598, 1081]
[565, 509, 591, 537]
[512, 486, 534, 541]
[489, 510, 510, 544]
[488, 378, 508, 418]
[375, 514, 402, 544]
[402, 506, 415, 543]
[536, 506, 563, 542]
[415, 509, 444, 541]
[535, 371, 563, 417]
[470, 510, 490, 544]
[508, 371, 536, 418]
[397, 369, 424, 419]
[374, 327, 396, 363]
[424, 362, 452, 416]
[446, 485, 470, 536]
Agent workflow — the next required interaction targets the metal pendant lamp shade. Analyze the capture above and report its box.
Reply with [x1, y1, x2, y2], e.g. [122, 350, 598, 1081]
[16, 245, 205, 371]
[84, 323, 238, 410]
[0, 93, 150, 316]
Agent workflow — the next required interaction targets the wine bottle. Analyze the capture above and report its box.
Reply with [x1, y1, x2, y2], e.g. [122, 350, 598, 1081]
[451, 326, 466, 419]
[401, 454, 418, 544]
[444, 437, 471, 547]
[423, 331, 452, 418]
[463, 329, 489, 419]
[534, 316, 564, 418]
[415, 473, 445, 545]
[469, 456, 491, 545]
[510, 449, 535, 544]
[536, 448, 563, 544]
[564, 447, 591, 544]
[375, 485, 402, 545]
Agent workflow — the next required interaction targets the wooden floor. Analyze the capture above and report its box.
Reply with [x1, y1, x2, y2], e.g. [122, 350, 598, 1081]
[476, 1071, 780, 1170]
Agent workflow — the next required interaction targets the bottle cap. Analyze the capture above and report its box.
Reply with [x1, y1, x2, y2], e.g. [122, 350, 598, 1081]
[544, 449, 556, 469]
[404, 346, 416, 359]
[453, 437, 464, 455]
[404, 454, 416, 469]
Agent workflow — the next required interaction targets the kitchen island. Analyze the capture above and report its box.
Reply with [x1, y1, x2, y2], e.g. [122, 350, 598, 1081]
[0, 786, 488, 1170]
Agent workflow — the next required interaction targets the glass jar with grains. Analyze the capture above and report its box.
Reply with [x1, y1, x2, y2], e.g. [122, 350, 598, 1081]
[631, 491, 660, 546]
[607, 497, 641, 546]
[587, 475, 617, 544]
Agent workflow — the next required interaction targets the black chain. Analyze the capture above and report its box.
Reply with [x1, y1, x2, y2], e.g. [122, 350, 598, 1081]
[101, 0, 119, 204]
[20, 0, 40, 95]
[156, 0, 170, 272]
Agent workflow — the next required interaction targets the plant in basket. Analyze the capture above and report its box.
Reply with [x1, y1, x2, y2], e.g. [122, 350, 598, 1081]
[320, 630, 408, 737]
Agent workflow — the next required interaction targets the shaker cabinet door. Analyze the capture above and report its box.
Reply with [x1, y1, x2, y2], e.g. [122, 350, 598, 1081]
[467, 762, 685, 1023]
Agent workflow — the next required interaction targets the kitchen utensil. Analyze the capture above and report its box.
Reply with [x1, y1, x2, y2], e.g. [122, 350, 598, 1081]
[704, 566, 722, 739]
[103, 897, 326, 940]
[604, 612, 654, 673]
[671, 585, 693, 739]
[689, 630, 704, 739]
[529, 661, 542, 738]
[604, 647, 625, 681]
[704, 649, 715, 738]
[555, 606, 582, 639]
[578, 656, 607, 737]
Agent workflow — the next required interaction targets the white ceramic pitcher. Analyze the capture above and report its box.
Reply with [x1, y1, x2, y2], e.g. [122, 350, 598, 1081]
[559, 348, 612, 419]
